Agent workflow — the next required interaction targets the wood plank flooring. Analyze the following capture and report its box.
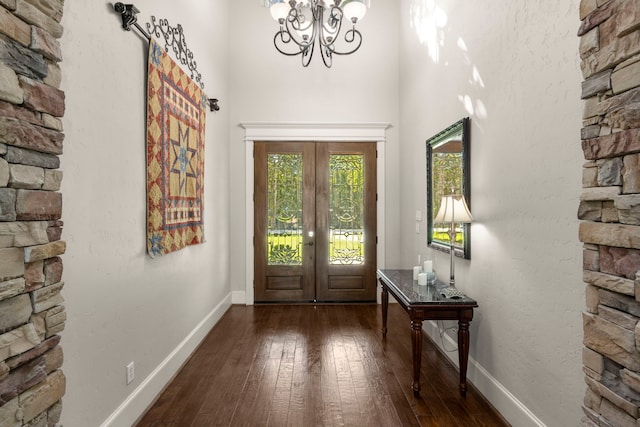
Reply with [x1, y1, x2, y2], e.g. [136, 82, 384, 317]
[135, 304, 509, 427]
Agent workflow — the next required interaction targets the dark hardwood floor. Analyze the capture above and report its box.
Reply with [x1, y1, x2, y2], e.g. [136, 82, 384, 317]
[135, 304, 509, 427]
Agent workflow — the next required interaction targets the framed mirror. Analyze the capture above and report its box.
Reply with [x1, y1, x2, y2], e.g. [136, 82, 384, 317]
[426, 117, 471, 259]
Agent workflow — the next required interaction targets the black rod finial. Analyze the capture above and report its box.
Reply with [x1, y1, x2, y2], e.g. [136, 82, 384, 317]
[208, 98, 220, 112]
[114, 2, 140, 31]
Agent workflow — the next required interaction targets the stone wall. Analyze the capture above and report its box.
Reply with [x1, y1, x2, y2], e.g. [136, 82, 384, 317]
[0, 0, 66, 425]
[578, 1, 640, 426]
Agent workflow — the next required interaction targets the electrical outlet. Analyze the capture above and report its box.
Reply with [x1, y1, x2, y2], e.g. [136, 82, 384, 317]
[415, 223, 420, 234]
[126, 361, 135, 385]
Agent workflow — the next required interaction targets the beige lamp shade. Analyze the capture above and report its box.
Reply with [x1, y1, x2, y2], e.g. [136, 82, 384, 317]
[434, 195, 473, 223]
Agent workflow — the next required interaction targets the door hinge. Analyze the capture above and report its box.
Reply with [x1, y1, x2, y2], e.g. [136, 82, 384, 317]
[376, 236, 378, 244]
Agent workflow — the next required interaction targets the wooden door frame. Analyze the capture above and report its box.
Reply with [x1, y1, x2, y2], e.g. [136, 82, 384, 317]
[241, 122, 390, 305]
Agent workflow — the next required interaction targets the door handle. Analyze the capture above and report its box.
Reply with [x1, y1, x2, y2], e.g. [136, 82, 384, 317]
[306, 241, 314, 246]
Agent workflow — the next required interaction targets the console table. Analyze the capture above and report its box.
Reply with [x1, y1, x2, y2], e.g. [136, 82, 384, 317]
[377, 269, 478, 397]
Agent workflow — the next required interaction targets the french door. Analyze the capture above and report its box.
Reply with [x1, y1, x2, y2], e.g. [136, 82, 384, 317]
[254, 141, 377, 303]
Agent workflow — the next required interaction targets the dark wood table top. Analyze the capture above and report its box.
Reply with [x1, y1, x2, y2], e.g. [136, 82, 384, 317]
[377, 269, 478, 307]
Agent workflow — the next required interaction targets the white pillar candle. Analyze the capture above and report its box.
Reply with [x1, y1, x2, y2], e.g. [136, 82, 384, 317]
[413, 266, 421, 280]
[418, 272, 427, 286]
[423, 260, 433, 273]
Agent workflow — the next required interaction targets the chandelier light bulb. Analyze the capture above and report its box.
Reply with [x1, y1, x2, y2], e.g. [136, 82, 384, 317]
[343, 0, 367, 23]
[270, 2, 290, 21]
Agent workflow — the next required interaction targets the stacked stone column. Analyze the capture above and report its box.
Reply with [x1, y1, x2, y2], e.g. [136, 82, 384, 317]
[579, 1, 640, 426]
[0, 0, 66, 425]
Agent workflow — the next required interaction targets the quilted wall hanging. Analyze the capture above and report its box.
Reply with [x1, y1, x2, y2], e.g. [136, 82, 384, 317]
[146, 38, 206, 257]
[112, 3, 220, 257]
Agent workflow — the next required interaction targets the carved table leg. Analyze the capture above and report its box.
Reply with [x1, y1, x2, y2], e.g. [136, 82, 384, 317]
[411, 319, 423, 396]
[458, 320, 470, 397]
[381, 284, 388, 337]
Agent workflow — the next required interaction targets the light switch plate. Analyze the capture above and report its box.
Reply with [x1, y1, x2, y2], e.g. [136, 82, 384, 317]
[126, 361, 135, 385]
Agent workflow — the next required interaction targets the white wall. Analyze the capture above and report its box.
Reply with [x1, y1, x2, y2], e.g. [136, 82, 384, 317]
[228, 0, 401, 298]
[399, 1, 584, 426]
[60, 1, 230, 425]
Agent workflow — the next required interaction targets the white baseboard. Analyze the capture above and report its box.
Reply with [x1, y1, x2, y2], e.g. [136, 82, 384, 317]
[99, 293, 233, 427]
[422, 321, 546, 427]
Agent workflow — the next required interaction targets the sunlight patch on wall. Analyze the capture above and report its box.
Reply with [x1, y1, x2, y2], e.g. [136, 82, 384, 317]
[457, 37, 467, 52]
[409, 1, 489, 123]
[472, 65, 485, 88]
[457, 95, 487, 119]
[409, 0, 448, 63]
[455, 37, 487, 119]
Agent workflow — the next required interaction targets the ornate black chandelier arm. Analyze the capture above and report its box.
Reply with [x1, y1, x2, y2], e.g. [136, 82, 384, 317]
[273, 6, 319, 67]
[274, 30, 300, 56]
[320, 5, 343, 42]
[317, 26, 361, 67]
[274, 30, 316, 67]
[327, 27, 362, 55]
[279, 7, 316, 49]
[274, 30, 313, 55]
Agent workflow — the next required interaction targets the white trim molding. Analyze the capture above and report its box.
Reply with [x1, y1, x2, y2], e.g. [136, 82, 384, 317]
[242, 121, 392, 142]
[241, 121, 390, 305]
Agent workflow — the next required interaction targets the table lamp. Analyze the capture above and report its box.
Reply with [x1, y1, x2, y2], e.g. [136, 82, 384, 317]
[434, 195, 473, 286]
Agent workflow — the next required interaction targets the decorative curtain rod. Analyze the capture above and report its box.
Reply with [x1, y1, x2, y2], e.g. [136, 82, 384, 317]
[113, 2, 220, 112]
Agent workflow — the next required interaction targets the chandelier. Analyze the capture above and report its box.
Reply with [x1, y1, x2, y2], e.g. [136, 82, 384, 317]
[264, 0, 369, 68]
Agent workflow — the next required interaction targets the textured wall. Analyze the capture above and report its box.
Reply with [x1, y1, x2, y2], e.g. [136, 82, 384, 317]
[399, 1, 584, 425]
[0, 0, 66, 425]
[578, 1, 640, 426]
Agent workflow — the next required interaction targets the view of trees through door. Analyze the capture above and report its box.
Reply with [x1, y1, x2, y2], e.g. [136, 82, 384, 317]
[254, 141, 377, 303]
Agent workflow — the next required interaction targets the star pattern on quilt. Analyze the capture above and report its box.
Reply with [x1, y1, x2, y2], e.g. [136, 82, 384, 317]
[170, 123, 197, 196]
